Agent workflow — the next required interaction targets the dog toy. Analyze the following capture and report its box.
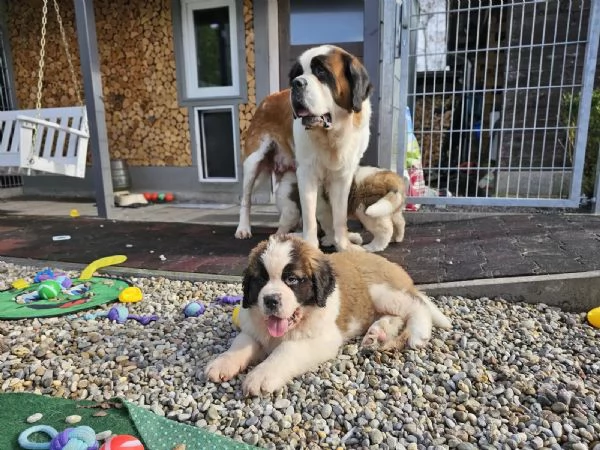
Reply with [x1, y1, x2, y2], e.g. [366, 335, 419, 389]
[80, 255, 128, 280]
[587, 306, 600, 328]
[216, 294, 242, 305]
[118, 286, 143, 303]
[18, 425, 99, 450]
[12, 279, 30, 290]
[183, 301, 206, 318]
[37, 280, 62, 300]
[232, 305, 241, 329]
[34, 268, 58, 283]
[84, 305, 158, 325]
[99, 435, 144, 450]
[55, 276, 73, 289]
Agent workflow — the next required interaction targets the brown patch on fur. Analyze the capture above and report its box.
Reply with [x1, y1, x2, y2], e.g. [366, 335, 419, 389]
[246, 240, 269, 266]
[242, 90, 295, 175]
[324, 49, 353, 113]
[329, 252, 377, 335]
[327, 251, 417, 334]
[329, 251, 417, 335]
[289, 236, 323, 278]
[348, 170, 406, 215]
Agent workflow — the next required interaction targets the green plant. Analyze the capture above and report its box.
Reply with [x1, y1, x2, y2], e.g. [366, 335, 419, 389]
[563, 89, 600, 199]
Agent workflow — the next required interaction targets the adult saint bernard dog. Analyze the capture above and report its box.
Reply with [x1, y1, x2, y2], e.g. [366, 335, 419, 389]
[235, 45, 372, 252]
[205, 234, 451, 396]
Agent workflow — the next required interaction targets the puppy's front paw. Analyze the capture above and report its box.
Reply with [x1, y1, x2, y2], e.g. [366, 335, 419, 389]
[242, 365, 286, 396]
[362, 242, 387, 253]
[348, 232, 363, 245]
[205, 354, 244, 382]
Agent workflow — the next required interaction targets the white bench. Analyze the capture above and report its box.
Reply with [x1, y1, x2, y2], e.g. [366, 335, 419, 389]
[0, 106, 89, 178]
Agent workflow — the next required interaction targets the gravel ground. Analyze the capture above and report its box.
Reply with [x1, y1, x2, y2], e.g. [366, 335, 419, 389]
[1, 260, 600, 450]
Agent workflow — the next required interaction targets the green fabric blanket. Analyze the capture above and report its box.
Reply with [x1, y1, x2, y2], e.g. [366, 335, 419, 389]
[0, 393, 255, 450]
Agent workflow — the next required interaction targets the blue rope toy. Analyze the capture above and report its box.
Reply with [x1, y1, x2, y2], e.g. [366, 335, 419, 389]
[18, 425, 99, 450]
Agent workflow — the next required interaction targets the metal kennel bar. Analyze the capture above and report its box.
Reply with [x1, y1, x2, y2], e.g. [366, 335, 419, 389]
[395, 0, 600, 208]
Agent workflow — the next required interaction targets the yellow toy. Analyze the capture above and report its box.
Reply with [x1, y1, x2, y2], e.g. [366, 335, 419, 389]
[119, 286, 143, 303]
[80, 255, 127, 280]
[12, 279, 30, 290]
[587, 306, 600, 328]
[232, 305, 241, 329]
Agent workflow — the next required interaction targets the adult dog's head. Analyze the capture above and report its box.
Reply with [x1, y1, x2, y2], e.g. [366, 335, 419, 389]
[242, 235, 336, 338]
[288, 45, 372, 129]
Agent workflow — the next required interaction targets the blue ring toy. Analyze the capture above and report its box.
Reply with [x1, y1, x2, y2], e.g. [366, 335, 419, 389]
[18, 425, 59, 450]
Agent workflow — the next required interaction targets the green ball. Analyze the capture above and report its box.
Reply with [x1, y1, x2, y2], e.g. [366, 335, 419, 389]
[38, 280, 62, 299]
[158, 193, 165, 202]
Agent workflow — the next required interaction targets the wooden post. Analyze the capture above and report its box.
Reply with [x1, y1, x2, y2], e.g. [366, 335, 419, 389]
[73, 0, 114, 219]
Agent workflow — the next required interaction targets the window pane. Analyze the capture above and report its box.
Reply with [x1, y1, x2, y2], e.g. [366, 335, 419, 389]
[199, 109, 236, 179]
[193, 7, 233, 88]
[290, 0, 364, 45]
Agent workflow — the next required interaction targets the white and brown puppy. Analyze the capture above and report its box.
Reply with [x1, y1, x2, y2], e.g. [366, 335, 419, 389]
[276, 166, 407, 252]
[235, 45, 372, 253]
[205, 235, 451, 396]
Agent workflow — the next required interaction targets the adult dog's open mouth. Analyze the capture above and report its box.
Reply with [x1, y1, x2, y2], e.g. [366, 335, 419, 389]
[301, 113, 332, 129]
[293, 104, 332, 130]
[265, 307, 302, 337]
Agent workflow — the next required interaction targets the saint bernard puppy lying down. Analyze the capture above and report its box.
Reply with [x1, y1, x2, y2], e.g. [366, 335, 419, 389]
[236, 45, 373, 254]
[275, 166, 407, 252]
[204, 234, 451, 396]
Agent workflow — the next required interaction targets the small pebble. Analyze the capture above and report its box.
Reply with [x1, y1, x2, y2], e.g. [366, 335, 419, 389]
[65, 415, 82, 424]
[26, 413, 43, 424]
[96, 430, 112, 440]
[274, 399, 291, 409]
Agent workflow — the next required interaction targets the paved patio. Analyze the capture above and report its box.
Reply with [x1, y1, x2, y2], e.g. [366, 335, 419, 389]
[1, 198, 599, 285]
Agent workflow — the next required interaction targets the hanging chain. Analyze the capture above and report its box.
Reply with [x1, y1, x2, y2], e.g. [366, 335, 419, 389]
[52, 0, 83, 107]
[35, 0, 48, 114]
[29, 0, 50, 167]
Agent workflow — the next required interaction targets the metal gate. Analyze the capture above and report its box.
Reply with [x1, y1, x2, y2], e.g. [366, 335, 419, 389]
[395, 0, 600, 207]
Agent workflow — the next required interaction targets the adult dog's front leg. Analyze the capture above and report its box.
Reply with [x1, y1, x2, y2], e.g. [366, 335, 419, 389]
[205, 332, 264, 382]
[297, 166, 320, 249]
[242, 337, 341, 396]
[329, 175, 364, 252]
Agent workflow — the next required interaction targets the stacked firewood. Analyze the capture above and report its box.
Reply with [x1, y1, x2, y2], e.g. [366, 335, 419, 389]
[413, 96, 453, 168]
[8, 0, 192, 167]
[239, 0, 257, 152]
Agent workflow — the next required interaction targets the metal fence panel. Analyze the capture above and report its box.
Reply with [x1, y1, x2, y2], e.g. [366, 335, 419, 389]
[395, 0, 600, 208]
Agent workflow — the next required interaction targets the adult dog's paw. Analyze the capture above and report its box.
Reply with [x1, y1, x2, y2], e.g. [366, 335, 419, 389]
[235, 226, 252, 239]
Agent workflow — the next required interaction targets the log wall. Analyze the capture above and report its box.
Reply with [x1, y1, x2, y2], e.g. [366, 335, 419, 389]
[7, 0, 257, 167]
[239, 0, 256, 153]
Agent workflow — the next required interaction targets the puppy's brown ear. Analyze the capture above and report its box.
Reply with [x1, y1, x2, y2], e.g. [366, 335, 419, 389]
[311, 258, 336, 307]
[241, 268, 256, 309]
[242, 241, 269, 309]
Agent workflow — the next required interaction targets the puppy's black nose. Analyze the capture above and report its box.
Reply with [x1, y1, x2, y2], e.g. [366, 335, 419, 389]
[292, 77, 307, 90]
[263, 293, 281, 311]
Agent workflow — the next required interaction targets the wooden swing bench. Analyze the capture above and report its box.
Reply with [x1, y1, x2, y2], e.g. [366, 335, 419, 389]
[0, 0, 90, 179]
[0, 106, 89, 178]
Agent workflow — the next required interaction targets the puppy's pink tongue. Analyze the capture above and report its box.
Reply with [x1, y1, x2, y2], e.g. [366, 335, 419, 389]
[266, 316, 289, 337]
